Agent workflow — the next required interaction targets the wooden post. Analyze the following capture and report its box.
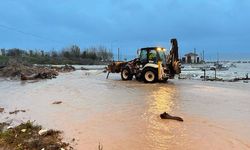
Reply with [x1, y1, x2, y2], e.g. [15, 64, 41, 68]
[106, 72, 110, 79]
[202, 68, 206, 81]
[210, 67, 216, 80]
[214, 69, 217, 80]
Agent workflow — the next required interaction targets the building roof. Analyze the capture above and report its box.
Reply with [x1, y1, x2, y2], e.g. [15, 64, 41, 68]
[184, 52, 198, 57]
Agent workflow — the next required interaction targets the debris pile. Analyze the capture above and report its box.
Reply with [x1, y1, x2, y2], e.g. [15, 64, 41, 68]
[51, 64, 76, 73]
[0, 59, 76, 80]
[20, 67, 59, 80]
[0, 59, 36, 77]
[0, 108, 4, 113]
[0, 121, 73, 150]
[9, 109, 26, 115]
[52, 101, 63, 105]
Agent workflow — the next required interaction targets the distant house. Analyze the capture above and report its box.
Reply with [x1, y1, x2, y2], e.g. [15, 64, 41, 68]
[183, 52, 199, 64]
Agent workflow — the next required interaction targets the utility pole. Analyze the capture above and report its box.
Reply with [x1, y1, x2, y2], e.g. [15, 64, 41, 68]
[203, 50, 205, 61]
[118, 48, 120, 61]
[217, 52, 219, 63]
[124, 50, 127, 61]
[179, 51, 181, 61]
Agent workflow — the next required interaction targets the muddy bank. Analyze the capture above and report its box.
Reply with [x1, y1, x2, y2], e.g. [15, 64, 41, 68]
[0, 106, 75, 150]
[0, 121, 73, 150]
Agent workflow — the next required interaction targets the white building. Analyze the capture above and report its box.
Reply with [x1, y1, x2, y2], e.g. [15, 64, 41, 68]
[0, 50, 2, 56]
[184, 52, 199, 63]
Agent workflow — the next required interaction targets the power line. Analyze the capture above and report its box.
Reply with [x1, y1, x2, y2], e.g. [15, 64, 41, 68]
[0, 23, 64, 44]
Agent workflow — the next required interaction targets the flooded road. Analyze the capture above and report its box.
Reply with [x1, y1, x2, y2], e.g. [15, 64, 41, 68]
[1, 71, 250, 149]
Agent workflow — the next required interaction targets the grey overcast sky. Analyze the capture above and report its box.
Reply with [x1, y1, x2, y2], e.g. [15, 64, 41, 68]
[0, 0, 250, 60]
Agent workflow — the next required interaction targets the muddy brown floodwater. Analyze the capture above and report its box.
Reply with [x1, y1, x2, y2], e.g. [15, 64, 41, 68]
[0, 70, 250, 150]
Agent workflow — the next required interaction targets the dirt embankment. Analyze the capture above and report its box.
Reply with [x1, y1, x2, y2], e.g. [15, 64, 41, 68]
[0, 59, 75, 80]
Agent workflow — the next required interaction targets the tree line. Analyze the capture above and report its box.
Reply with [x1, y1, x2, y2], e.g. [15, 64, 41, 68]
[0, 45, 113, 65]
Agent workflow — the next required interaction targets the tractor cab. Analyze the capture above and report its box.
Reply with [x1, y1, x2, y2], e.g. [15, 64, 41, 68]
[138, 47, 167, 66]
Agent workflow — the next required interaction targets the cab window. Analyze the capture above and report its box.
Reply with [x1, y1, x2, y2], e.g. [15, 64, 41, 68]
[139, 50, 147, 63]
[148, 49, 157, 63]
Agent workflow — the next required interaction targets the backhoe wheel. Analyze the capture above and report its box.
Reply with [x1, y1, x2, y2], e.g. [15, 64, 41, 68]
[121, 67, 133, 80]
[143, 68, 158, 83]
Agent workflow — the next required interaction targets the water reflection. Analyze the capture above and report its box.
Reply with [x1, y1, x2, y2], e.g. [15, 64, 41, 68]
[143, 84, 178, 150]
[147, 85, 176, 114]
